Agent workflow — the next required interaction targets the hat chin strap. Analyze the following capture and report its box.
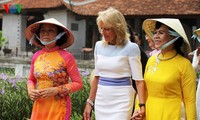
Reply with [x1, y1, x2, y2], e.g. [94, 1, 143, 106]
[158, 30, 180, 50]
[159, 37, 179, 50]
[29, 32, 66, 46]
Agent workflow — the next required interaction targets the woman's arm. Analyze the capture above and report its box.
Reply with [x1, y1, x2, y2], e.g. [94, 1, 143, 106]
[83, 76, 99, 120]
[136, 80, 146, 116]
[27, 52, 41, 100]
[56, 50, 83, 95]
[182, 61, 197, 120]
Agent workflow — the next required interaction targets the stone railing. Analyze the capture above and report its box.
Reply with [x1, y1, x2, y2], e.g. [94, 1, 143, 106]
[0, 55, 94, 77]
[0, 48, 94, 60]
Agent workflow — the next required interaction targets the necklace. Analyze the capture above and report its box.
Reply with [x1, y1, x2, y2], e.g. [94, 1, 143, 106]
[157, 52, 178, 61]
[151, 52, 177, 73]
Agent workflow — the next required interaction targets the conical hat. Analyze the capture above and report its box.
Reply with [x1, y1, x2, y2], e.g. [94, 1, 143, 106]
[142, 18, 191, 54]
[193, 28, 200, 38]
[24, 18, 74, 48]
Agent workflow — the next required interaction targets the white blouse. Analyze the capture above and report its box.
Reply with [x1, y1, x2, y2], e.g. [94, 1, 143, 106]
[94, 40, 143, 81]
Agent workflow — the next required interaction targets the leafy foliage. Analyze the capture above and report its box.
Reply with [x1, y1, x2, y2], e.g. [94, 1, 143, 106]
[71, 71, 90, 114]
[70, 68, 95, 119]
[0, 31, 6, 48]
[0, 73, 33, 120]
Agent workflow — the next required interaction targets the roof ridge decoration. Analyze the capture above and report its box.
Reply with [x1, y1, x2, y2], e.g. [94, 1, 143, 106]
[0, 0, 11, 4]
[63, 0, 96, 6]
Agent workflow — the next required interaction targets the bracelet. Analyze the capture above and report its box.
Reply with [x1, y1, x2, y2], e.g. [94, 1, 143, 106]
[138, 103, 145, 107]
[86, 99, 94, 106]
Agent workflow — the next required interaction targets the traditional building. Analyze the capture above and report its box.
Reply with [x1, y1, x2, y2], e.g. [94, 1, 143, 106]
[0, 0, 200, 58]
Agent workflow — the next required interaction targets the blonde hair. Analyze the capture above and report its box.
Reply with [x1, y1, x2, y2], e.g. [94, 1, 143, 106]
[96, 7, 130, 46]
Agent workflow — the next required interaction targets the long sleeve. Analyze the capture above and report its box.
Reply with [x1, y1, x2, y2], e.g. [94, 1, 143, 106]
[128, 43, 143, 80]
[58, 50, 83, 94]
[27, 59, 37, 89]
[27, 51, 43, 90]
[65, 54, 83, 93]
[182, 60, 197, 119]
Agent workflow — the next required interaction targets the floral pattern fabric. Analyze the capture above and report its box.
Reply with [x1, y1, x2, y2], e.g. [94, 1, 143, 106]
[27, 46, 82, 120]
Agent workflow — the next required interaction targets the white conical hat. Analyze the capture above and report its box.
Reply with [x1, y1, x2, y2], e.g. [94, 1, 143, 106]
[142, 18, 191, 54]
[191, 28, 200, 43]
[24, 18, 74, 48]
[194, 28, 200, 37]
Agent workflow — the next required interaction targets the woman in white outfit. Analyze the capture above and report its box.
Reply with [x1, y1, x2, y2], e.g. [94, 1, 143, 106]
[191, 28, 200, 120]
[83, 7, 146, 120]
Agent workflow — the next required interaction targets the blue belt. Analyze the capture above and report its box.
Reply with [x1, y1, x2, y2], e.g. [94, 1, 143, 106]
[99, 77, 131, 86]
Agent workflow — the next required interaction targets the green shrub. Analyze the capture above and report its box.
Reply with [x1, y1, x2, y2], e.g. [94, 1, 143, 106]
[0, 73, 33, 120]
[0, 31, 6, 48]
[70, 68, 95, 120]
[0, 67, 15, 76]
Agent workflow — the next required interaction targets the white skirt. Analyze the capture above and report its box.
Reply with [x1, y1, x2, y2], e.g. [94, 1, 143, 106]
[95, 84, 136, 120]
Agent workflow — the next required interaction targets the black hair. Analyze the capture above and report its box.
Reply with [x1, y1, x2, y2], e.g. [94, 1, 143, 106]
[155, 21, 162, 30]
[155, 21, 185, 57]
[127, 25, 135, 43]
[174, 37, 184, 56]
[127, 24, 148, 92]
[35, 24, 43, 46]
[35, 23, 67, 47]
[56, 26, 67, 46]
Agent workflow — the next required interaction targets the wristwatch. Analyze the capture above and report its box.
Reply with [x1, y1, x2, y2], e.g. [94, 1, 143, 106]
[138, 103, 145, 107]
[86, 98, 94, 106]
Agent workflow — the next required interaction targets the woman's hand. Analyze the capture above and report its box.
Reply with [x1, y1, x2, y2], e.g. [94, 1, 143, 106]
[28, 89, 41, 100]
[140, 106, 145, 118]
[39, 87, 58, 98]
[83, 103, 92, 120]
[131, 109, 145, 120]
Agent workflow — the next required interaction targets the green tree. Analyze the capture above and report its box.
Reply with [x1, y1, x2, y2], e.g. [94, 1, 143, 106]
[0, 31, 6, 49]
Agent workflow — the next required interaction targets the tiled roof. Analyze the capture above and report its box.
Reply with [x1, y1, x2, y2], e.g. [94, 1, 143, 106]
[0, 0, 64, 9]
[0, 0, 199, 16]
[63, 0, 200, 16]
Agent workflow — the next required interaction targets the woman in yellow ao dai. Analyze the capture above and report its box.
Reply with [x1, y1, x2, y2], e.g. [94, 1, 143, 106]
[142, 18, 196, 120]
